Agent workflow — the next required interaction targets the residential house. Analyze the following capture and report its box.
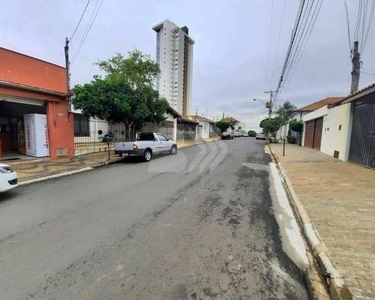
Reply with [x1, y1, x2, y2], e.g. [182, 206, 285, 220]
[298, 86, 375, 169]
[187, 115, 218, 139]
[278, 97, 344, 144]
[221, 116, 246, 132]
[177, 116, 198, 140]
[0, 47, 74, 160]
[340, 83, 375, 168]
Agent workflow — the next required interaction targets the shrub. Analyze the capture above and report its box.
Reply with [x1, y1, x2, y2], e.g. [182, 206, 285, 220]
[248, 130, 256, 137]
[287, 135, 296, 144]
[289, 119, 303, 133]
[268, 137, 279, 143]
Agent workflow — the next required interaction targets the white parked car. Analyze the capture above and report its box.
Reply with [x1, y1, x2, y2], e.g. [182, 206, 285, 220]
[256, 132, 267, 140]
[0, 163, 18, 193]
[115, 132, 177, 162]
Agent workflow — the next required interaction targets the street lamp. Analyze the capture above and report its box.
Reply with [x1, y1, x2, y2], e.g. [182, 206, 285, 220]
[253, 98, 266, 104]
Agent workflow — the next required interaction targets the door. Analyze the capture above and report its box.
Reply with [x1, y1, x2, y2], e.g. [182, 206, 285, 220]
[313, 118, 323, 150]
[156, 134, 170, 152]
[304, 118, 323, 150]
[349, 98, 375, 169]
[304, 120, 315, 148]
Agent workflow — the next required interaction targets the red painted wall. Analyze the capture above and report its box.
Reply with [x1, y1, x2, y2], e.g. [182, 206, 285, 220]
[46, 101, 75, 158]
[0, 47, 67, 94]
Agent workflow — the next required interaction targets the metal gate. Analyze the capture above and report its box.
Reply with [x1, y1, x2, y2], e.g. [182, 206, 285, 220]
[304, 117, 323, 150]
[348, 98, 375, 169]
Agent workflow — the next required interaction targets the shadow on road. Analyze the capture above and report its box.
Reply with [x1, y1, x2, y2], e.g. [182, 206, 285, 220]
[0, 190, 19, 203]
[119, 153, 173, 164]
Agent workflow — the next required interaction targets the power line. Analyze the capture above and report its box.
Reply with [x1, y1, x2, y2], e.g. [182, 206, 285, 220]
[72, 0, 104, 62]
[275, 0, 323, 106]
[270, 0, 287, 85]
[362, 71, 375, 76]
[342, 0, 352, 51]
[362, 0, 375, 52]
[275, 0, 307, 94]
[70, 0, 91, 41]
[265, 0, 275, 86]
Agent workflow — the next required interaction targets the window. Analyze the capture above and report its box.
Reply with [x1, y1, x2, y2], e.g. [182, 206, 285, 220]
[157, 134, 168, 141]
[74, 113, 90, 137]
[138, 133, 155, 141]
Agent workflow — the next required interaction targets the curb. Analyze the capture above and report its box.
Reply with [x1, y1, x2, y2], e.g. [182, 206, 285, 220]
[19, 158, 121, 186]
[268, 145, 353, 300]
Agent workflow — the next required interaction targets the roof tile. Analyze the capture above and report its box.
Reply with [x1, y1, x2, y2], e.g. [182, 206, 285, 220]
[296, 97, 344, 112]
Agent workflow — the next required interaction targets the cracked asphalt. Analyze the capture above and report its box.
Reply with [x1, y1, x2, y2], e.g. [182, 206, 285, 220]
[0, 137, 309, 299]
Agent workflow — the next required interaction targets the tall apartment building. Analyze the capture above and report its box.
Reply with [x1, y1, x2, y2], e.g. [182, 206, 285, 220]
[152, 20, 194, 115]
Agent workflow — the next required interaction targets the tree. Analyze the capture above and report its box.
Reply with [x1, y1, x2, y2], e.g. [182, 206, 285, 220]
[95, 50, 160, 89]
[289, 119, 303, 133]
[216, 121, 231, 133]
[73, 50, 169, 140]
[259, 117, 285, 135]
[276, 101, 297, 118]
[248, 130, 256, 137]
[73, 76, 169, 140]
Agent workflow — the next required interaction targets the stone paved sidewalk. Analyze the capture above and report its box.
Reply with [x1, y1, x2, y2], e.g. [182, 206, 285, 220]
[270, 143, 375, 300]
[5, 138, 220, 183]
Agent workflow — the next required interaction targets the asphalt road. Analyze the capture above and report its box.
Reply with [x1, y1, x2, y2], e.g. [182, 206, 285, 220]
[0, 137, 309, 300]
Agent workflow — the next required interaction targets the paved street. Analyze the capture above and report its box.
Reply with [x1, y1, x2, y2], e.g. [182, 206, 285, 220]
[0, 138, 309, 300]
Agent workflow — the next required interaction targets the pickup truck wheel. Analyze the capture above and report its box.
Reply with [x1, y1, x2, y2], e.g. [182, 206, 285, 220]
[143, 149, 152, 162]
[170, 145, 177, 155]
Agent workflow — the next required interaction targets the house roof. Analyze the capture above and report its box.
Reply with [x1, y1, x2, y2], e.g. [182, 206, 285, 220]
[187, 115, 215, 124]
[340, 82, 375, 104]
[166, 105, 182, 118]
[295, 97, 344, 112]
[221, 116, 240, 124]
[178, 116, 198, 124]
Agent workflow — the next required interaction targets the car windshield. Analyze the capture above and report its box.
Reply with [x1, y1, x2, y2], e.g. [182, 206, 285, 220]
[137, 133, 155, 141]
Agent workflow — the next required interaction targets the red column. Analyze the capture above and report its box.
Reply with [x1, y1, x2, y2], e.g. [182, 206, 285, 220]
[46, 100, 74, 158]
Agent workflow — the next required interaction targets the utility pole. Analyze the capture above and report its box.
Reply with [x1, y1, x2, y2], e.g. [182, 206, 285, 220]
[350, 41, 361, 95]
[64, 37, 71, 112]
[264, 90, 275, 120]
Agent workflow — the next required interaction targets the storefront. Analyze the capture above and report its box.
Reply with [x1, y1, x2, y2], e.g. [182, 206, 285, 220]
[0, 47, 74, 160]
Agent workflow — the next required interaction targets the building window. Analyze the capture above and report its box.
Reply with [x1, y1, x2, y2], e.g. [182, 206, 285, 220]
[74, 113, 90, 137]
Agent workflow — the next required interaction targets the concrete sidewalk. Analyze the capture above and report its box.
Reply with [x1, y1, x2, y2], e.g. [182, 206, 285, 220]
[5, 138, 220, 183]
[269, 143, 375, 300]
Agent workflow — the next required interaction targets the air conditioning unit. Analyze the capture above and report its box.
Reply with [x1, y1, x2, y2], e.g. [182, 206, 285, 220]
[56, 148, 68, 157]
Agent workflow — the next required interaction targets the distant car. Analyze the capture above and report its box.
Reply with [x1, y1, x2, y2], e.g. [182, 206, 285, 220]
[114, 132, 177, 162]
[234, 131, 242, 137]
[242, 132, 248, 137]
[0, 164, 18, 193]
[256, 132, 267, 140]
[221, 131, 234, 140]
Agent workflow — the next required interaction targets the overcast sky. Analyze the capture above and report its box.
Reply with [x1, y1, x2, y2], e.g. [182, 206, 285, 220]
[2, 0, 375, 130]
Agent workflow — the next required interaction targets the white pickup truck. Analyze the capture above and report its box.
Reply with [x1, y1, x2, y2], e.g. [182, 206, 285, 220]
[114, 132, 178, 162]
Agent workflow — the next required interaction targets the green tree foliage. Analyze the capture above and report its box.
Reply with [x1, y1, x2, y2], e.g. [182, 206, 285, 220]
[95, 50, 160, 89]
[73, 50, 168, 140]
[276, 101, 297, 118]
[289, 119, 304, 133]
[248, 130, 256, 137]
[73, 77, 168, 140]
[216, 121, 231, 133]
[259, 117, 285, 135]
